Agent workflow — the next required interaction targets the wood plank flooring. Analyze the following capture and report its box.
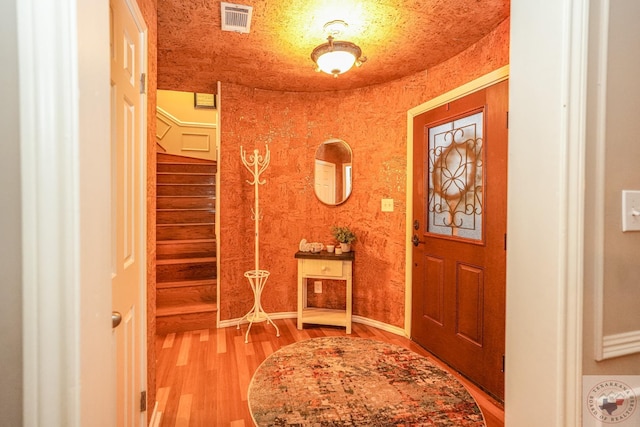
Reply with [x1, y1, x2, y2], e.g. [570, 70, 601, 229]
[154, 318, 504, 427]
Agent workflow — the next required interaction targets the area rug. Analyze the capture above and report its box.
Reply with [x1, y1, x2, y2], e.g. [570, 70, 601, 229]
[248, 336, 485, 426]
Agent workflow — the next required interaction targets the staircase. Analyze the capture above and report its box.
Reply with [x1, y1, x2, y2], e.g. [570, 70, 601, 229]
[156, 152, 217, 334]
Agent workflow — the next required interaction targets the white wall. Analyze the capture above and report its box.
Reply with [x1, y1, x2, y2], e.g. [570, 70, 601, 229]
[0, 0, 23, 425]
[583, 0, 640, 372]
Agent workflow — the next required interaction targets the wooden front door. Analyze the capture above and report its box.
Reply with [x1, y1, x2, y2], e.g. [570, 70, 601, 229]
[411, 80, 508, 400]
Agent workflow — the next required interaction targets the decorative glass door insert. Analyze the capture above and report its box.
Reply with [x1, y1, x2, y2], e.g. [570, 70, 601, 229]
[427, 111, 484, 240]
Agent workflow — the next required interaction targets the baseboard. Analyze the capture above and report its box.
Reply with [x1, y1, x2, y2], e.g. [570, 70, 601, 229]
[149, 401, 161, 427]
[602, 330, 640, 359]
[352, 315, 407, 337]
[218, 312, 407, 338]
[217, 311, 297, 329]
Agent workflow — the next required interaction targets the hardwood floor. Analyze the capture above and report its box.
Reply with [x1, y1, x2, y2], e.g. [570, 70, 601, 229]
[154, 318, 504, 427]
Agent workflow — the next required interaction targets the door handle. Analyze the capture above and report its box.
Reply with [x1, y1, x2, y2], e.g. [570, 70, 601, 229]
[412, 234, 425, 247]
[112, 311, 122, 329]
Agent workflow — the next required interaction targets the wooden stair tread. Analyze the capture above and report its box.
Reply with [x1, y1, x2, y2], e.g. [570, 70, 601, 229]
[157, 252, 215, 261]
[157, 161, 213, 166]
[156, 152, 218, 332]
[157, 279, 217, 289]
[157, 195, 215, 199]
[156, 302, 218, 317]
[157, 238, 215, 245]
[157, 172, 215, 176]
[157, 183, 214, 186]
[157, 222, 214, 226]
[156, 256, 216, 265]
[157, 208, 214, 212]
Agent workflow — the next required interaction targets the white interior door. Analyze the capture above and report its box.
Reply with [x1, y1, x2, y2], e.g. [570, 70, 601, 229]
[110, 0, 147, 425]
[315, 159, 336, 204]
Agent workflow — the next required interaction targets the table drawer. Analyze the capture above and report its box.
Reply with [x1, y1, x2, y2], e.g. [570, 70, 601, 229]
[302, 259, 343, 277]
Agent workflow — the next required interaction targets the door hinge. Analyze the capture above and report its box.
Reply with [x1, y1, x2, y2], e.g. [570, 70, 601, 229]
[504, 233, 507, 250]
[506, 111, 509, 129]
[140, 73, 146, 94]
[140, 390, 147, 412]
[501, 355, 505, 373]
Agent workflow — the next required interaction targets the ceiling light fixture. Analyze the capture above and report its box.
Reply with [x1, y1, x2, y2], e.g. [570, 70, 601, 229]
[311, 20, 366, 78]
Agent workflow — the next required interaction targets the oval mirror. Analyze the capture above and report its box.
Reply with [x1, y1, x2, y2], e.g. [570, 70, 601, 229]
[314, 139, 353, 205]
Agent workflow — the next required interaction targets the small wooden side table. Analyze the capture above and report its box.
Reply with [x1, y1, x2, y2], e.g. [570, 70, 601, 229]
[295, 250, 354, 333]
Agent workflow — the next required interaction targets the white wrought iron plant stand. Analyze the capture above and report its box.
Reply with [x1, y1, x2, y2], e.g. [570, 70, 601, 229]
[237, 145, 280, 343]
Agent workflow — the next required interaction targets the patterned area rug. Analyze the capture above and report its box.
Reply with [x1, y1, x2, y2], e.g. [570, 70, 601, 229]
[248, 336, 485, 426]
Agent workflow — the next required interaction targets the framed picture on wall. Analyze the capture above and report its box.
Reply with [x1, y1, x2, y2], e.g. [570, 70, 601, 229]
[194, 92, 216, 109]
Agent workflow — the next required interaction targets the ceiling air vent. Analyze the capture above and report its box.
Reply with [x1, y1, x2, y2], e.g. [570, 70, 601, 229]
[220, 2, 253, 34]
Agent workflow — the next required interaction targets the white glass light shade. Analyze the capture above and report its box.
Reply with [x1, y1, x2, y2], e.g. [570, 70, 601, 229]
[311, 39, 363, 77]
[316, 50, 357, 75]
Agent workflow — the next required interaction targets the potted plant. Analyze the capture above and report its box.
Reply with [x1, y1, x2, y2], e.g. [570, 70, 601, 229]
[331, 226, 356, 253]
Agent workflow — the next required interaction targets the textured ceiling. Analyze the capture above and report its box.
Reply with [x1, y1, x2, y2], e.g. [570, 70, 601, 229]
[157, 0, 510, 93]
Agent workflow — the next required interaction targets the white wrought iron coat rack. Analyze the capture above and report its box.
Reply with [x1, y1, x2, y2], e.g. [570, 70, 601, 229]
[237, 144, 280, 343]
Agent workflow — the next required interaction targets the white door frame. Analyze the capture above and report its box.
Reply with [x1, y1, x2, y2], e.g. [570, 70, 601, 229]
[18, 0, 117, 425]
[505, 0, 588, 425]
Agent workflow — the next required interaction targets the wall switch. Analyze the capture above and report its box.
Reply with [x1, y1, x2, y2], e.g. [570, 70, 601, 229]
[314, 281, 322, 293]
[622, 190, 640, 231]
[381, 198, 394, 212]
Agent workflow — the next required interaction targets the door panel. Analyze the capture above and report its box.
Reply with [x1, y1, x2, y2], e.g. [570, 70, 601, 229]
[412, 80, 508, 400]
[423, 256, 444, 324]
[456, 263, 484, 346]
[110, 0, 146, 424]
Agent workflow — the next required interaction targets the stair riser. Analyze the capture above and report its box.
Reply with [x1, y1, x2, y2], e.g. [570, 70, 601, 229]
[157, 285, 216, 306]
[157, 163, 214, 174]
[157, 197, 214, 209]
[157, 262, 216, 281]
[157, 184, 215, 197]
[157, 210, 215, 224]
[156, 311, 217, 334]
[157, 174, 215, 185]
[157, 224, 215, 240]
[157, 241, 216, 258]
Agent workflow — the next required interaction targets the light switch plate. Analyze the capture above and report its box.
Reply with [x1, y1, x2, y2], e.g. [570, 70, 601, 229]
[381, 198, 394, 212]
[314, 281, 322, 293]
[622, 190, 640, 232]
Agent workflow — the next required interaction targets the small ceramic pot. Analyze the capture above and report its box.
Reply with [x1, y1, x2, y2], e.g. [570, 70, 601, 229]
[339, 243, 351, 253]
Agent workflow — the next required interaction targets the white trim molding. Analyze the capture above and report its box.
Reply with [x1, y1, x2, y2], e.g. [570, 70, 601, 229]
[218, 312, 406, 337]
[18, 0, 85, 424]
[591, 0, 610, 363]
[215, 81, 222, 328]
[157, 106, 218, 129]
[506, 0, 589, 424]
[218, 311, 298, 330]
[18, 0, 114, 425]
[352, 315, 406, 337]
[602, 331, 640, 360]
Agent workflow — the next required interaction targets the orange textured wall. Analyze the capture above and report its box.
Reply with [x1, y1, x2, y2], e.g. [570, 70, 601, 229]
[219, 19, 510, 328]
